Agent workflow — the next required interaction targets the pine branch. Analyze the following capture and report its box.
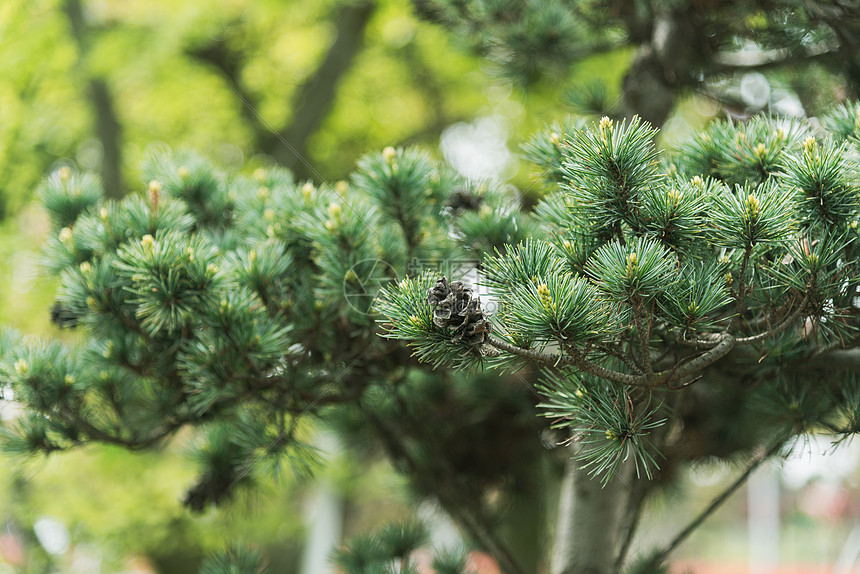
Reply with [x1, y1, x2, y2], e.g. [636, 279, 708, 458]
[678, 333, 723, 349]
[488, 336, 653, 387]
[736, 293, 809, 345]
[660, 334, 736, 384]
[710, 41, 838, 74]
[490, 334, 738, 389]
[487, 336, 566, 366]
[566, 347, 658, 388]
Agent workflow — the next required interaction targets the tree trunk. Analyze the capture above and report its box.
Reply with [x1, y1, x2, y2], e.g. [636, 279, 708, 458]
[619, 9, 702, 127]
[803, 0, 860, 98]
[550, 445, 629, 574]
[620, 46, 677, 127]
[273, 0, 376, 177]
[90, 78, 123, 197]
[63, 0, 124, 197]
[188, 2, 376, 179]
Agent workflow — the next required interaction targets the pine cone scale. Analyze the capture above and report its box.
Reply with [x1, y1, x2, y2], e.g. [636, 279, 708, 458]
[427, 277, 491, 347]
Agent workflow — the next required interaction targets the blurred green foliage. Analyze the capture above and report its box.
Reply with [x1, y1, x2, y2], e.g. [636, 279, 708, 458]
[0, 0, 465, 211]
[0, 431, 409, 571]
[0, 0, 638, 218]
[0, 210, 60, 335]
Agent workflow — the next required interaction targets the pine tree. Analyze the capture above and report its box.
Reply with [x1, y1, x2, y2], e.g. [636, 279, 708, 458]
[1, 148, 541, 574]
[378, 106, 860, 572]
[2, 102, 860, 573]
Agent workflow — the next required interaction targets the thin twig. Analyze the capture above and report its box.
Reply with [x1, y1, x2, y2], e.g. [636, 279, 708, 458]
[736, 294, 809, 345]
[614, 480, 650, 570]
[647, 439, 785, 567]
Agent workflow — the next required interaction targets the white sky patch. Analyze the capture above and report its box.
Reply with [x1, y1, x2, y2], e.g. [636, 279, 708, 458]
[687, 436, 860, 490]
[440, 116, 514, 181]
[34, 516, 70, 556]
[781, 435, 860, 489]
[740, 72, 771, 109]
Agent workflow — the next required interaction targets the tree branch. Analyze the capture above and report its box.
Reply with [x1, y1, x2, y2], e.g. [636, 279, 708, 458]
[62, 407, 179, 451]
[646, 439, 785, 568]
[567, 347, 658, 387]
[488, 336, 653, 386]
[710, 41, 838, 75]
[487, 336, 567, 366]
[273, 1, 376, 176]
[63, 0, 123, 197]
[662, 334, 735, 382]
[679, 333, 723, 348]
[489, 334, 737, 389]
[187, 32, 265, 142]
[736, 294, 809, 345]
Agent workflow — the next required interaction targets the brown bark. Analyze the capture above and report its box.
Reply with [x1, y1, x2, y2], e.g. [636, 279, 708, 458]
[270, 1, 376, 177]
[63, 0, 124, 197]
[189, 2, 376, 179]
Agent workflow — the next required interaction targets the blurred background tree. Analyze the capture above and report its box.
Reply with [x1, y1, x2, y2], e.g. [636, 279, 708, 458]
[412, 0, 860, 125]
[0, 1, 512, 572]
[5, 0, 858, 223]
[0, 1, 569, 572]
[0, 0, 495, 217]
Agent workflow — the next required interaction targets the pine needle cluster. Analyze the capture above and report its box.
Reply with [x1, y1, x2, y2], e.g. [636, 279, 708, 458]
[0, 145, 496, 512]
[376, 108, 860, 484]
[331, 519, 468, 574]
[5, 95, 860, 572]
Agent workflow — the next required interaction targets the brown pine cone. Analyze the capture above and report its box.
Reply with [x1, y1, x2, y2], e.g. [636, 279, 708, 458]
[427, 277, 491, 347]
